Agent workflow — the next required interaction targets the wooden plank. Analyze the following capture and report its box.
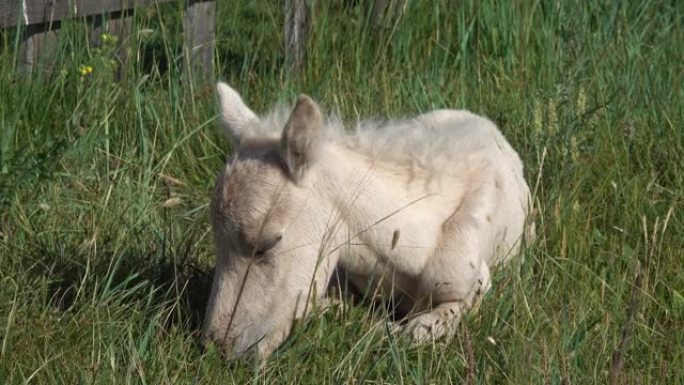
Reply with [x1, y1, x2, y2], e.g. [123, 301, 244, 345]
[0, 0, 23, 29]
[371, 0, 407, 28]
[25, 26, 58, 74]
[371, 0, 389, 27]
[283, 0, 310, 73]
[18, 20, 58, 74]
[183, 0, 215, 81]
[0, 0, 181, 29]
[107, 12, 133, 80]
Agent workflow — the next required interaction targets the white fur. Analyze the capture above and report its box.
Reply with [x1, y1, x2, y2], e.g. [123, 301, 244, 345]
[216, 82, 258, 141]
[202, 82, 534, 361]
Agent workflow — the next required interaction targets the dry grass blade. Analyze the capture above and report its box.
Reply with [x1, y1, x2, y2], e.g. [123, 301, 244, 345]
[462, 321, 476, 385]
[609, 260, 643, 385]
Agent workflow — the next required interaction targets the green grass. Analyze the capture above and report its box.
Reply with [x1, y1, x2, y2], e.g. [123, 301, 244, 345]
[1, 0, 682, 383]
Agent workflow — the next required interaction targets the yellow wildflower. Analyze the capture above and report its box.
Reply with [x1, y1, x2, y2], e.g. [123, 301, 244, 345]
[100, 33, 118, 44]
[78, 65, 94, 77]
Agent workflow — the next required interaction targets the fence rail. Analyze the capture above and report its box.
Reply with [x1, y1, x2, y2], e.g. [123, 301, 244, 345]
[1, 0, 407, 79]
[0, 0, 215, 79]
[0, 0, 162, 28]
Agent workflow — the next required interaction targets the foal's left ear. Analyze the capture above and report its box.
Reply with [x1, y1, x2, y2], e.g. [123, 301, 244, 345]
[280, 94, 323, 182]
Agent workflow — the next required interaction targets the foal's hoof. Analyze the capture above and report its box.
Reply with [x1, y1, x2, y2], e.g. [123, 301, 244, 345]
[405, 313, 450, 342]
[401, 307, 465, 344]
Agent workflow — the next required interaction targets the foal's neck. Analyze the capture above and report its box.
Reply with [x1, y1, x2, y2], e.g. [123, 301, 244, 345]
[315, 143, 458, 247]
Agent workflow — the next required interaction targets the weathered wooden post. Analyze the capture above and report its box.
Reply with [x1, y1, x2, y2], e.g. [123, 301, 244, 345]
[283, 0, 310, 74]
[21, 25, 60, 74]
[371, 0, 389, 27]
[183, 0, 215, 82]
[371, 0, 406, 29]
[0, 0, 57, 74]
[107, 13, 134, 80]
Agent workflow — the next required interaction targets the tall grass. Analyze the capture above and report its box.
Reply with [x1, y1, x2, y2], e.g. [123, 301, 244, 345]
[0, 0, 682, 383]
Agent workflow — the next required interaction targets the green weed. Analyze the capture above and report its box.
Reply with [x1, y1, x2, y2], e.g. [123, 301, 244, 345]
[0, 0, 682, 383]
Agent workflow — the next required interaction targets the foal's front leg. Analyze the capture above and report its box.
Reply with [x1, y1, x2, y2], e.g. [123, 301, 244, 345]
[404, 260, 491, 342]
[403, 184, 496, 342]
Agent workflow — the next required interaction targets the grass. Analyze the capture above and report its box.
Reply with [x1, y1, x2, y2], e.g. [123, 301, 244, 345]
[0, 0, 682, 383]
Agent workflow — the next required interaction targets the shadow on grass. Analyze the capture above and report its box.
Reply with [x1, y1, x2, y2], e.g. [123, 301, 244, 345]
[16, 227, 215, 335]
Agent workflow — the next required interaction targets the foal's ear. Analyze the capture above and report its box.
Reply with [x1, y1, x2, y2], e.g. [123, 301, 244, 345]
[280, 94, 323, 182]
[216, 82, 258, 143]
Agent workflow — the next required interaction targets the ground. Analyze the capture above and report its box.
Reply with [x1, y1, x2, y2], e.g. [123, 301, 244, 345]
[0, 0, 682, 383]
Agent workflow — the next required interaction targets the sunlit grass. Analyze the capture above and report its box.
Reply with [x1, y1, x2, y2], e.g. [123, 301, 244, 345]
[0, 0, 682, 383]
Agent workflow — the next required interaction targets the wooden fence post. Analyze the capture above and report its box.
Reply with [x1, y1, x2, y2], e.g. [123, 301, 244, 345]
[371, 0, 406, 29]
[184, 0, 215, 83]
[91, 6, 134, 80]
[106, 12, 134, 80]
[23, 26, 60, 75]
[283, 0, 310, 74]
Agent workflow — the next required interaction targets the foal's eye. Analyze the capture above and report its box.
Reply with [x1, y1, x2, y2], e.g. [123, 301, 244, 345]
[252, 234, 283, 258]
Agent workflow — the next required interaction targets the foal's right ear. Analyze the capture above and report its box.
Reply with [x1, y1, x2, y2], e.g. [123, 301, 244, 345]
[280, 95, 323, 182]
[216, 82, 258, 143]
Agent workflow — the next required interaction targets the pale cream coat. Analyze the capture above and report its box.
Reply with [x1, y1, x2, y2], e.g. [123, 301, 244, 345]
[202, 82, 534, 360]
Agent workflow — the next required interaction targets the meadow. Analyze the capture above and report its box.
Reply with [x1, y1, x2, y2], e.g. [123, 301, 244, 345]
[0, 0, 682, 383]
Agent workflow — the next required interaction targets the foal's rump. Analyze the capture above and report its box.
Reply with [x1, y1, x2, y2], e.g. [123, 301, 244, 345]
[413, 109, 532, 265]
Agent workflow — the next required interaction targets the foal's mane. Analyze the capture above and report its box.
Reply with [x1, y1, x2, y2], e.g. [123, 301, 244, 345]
[249, 101, 510, 173]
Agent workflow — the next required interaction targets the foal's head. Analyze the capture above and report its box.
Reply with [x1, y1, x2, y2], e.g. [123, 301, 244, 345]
[202, 83, 336, 360]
